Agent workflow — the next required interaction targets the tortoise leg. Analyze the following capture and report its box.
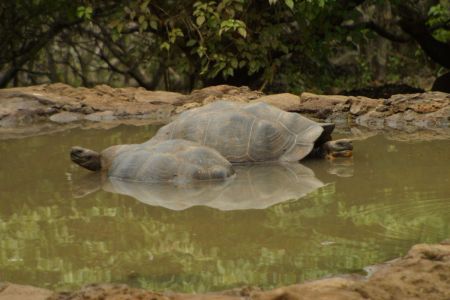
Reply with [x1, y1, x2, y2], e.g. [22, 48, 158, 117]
[322, 139, 353, 159]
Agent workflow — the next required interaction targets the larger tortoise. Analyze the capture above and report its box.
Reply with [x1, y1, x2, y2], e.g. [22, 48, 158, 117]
[70, 139, 235, 184]
[149, 101, 353, 163]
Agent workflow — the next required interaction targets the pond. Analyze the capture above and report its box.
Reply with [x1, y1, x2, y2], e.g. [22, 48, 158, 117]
[0, 125, 449, 292]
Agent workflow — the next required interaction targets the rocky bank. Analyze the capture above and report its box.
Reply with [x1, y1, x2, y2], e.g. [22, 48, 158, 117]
[1, 83, 449, 139]
[1, 241, 449, 300]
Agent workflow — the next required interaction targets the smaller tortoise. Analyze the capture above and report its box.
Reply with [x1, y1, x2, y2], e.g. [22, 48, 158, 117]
[150, 101, 353, 162]
[70, 139, 235, 184]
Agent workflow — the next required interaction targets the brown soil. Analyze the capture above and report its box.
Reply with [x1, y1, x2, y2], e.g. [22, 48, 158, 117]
[1, 242, 449, 300]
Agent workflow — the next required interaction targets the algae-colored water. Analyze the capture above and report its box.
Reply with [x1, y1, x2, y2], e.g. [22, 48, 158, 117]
[0, 125, 449, 292]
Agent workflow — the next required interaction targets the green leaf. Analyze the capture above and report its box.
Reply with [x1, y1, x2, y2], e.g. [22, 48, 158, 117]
[196, 15, 205, 26]
[187, 39, 197, 47]
[140, 0, 150, 11]
[238, 27, 247, 38]
[85, 6, 93, 15]
[284, 0, 294, 10]
[197, 45, 206, 58]
[231, 58, 238, 68]
[140, 21, 148, 31]
[150, 20, 158, 30]
[160, 42, 170, 51]
[76, 6, 85, 18]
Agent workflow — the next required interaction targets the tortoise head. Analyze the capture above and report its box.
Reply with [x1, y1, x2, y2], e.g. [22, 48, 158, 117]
[322, 139, 353, 159]
[70, 146, 102, 171]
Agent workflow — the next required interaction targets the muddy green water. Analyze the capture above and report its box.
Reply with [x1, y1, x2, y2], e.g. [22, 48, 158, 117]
[0, 125, 449, 292]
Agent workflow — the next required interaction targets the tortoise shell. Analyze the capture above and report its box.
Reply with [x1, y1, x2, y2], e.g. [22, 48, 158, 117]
[150, 101, 325, 163]
[101, 139, 234, 183]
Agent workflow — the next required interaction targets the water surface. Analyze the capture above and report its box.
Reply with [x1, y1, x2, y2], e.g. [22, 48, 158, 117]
[0, 125, 449, 292]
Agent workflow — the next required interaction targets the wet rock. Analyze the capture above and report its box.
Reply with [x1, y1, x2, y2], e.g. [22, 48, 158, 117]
[251, 93, 301, 111]
[49, 112, 85, 123]
[133, 90, 187, 106]
[355, 111, 386, 129]
[0, 96, 53, 127]
[385, 113, 407, 130]
[85, 111, 116, 122]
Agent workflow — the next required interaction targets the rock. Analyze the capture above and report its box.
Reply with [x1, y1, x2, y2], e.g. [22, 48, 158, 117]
[349, 98, 379, 116]
[385, 113, 408, 129]
[388, 92, 449, 114]
[298, 93, 370, 119]
[49, 112, 84, 123]
[85, 111, 116, 122]
[356, 92, 450, 130]
[175, 102, 202, 114]
[186, 85, 263, 104]
[77, 105, 95, 114]
[375, 105, 389, 112]
[353, 243, 450, 300]
[251, 93, 301, 111]
[0, 96, 53, 127]
[1, 84, 449, 136]
[355, 111, 385, 129]
[134, 90, 187, 106]
[48, 284, 170, 300]
[0, 283, 52, 300]
[252, 278, 363, 300]
[299, 93, 349, 115]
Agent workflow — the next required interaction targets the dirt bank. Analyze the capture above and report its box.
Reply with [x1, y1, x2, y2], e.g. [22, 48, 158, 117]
[1, 83, 448, 139]
[1, 241, 449, 300]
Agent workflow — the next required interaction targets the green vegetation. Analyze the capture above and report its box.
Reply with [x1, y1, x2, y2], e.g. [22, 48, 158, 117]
[0, 0, 449, 92]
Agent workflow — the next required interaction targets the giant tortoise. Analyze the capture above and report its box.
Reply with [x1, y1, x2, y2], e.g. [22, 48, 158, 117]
[70, 139, 235, 184]
[149, 101, 353, 162]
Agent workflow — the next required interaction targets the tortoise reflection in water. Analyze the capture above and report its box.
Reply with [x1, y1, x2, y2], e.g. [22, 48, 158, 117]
[72, 163, 326, 211]
[70, 139, 235, 184]
[150, 101, 353, 162]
